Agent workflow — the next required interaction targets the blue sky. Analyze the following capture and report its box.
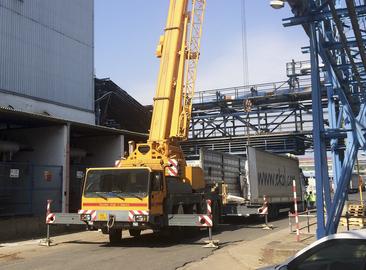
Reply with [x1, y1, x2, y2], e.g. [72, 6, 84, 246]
[95, 1, 309, 105]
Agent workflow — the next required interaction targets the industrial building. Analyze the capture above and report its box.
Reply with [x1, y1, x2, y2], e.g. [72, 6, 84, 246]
[0, 0, 94, 124]
[94, 78, 151, 132]
[0, 0, 147, 235]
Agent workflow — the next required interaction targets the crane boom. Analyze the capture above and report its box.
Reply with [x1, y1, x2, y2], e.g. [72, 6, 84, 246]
[148, 0, 188, 143]
[171, 0, 206, 140]
[149, 0, 206, 147]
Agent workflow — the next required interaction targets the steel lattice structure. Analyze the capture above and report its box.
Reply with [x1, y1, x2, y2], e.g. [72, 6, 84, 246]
[182, 71, 325, 156]
[285, 0, 366, 238]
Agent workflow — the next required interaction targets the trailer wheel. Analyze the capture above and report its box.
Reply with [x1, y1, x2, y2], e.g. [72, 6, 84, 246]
[268, 204, 279, 220]
[129, 229, 141, 238]
[109, 228, 122, 245]
[196, 199, 207, 214]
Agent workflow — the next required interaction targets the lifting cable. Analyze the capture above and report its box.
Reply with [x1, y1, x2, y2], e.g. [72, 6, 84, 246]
[241, 0, 251, 146]
[241, 0, 249, 87]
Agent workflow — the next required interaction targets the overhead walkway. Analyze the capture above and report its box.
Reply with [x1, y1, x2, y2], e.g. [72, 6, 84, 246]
[183, 71, 323, 156]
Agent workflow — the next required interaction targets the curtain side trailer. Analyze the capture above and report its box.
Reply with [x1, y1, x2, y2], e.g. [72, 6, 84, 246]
[187, 147, 303, 219]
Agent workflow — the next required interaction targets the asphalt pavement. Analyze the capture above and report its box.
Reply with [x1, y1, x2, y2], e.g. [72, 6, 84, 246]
[0, 216, 290, 270]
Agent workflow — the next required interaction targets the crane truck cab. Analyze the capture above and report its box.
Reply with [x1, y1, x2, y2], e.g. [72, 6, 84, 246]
[81, 166, 164, 239]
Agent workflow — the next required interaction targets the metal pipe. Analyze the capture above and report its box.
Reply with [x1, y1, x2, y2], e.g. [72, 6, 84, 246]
[0, 140, 20, 152]
[128, 141, 136, 155]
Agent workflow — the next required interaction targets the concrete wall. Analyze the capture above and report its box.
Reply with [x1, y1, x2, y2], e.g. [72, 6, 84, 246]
[73, 135, 124, 167]
[2, 126, 67, 166]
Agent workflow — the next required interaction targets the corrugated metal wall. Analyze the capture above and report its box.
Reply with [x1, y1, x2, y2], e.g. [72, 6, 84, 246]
[0, 0, 94, 111]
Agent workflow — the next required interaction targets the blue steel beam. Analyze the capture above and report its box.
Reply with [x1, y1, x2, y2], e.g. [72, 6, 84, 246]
[309, 21, 328, 238]
[285, 0, 366, 238]
[283, 5, 366, 27]
[326, 74, 342, 192]
[324, 40, 363, 50]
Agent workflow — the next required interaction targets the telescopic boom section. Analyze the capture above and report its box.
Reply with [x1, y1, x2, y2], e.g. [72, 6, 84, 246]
[149, 0, 206, 146]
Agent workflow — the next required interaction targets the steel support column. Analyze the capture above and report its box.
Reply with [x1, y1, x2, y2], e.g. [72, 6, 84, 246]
[309, 22, 329, 238]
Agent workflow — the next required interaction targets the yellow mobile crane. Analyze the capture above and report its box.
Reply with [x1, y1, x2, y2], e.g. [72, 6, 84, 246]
[77, 0, 222, 244]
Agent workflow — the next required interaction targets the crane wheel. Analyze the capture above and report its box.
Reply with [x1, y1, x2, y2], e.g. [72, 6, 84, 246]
[129, 229, 141, 237]
[183, 204, 194, 214]
[109, 228, 122, 245]
[212, 200, 220, 230]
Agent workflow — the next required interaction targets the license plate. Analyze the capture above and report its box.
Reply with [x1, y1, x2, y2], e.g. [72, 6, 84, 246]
[98, 213, 107, 221]
[133, 222, 138, 227]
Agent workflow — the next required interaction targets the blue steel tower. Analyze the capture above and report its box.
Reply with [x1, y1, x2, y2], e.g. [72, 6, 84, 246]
[284, 0, 366, 238]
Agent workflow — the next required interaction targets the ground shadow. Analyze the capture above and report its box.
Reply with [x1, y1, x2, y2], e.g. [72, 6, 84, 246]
[59, 214, 288, 248]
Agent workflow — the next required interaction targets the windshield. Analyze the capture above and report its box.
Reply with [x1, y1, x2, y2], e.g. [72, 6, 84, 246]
[84, 169, 149, 198]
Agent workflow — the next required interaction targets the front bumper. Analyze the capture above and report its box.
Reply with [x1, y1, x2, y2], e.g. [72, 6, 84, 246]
[78, 209, 151, 229]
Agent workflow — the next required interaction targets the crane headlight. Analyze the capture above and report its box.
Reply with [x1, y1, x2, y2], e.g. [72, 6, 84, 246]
[134, 215, 148, 222]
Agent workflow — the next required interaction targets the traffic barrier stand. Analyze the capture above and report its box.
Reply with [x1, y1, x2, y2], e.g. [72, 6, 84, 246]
[203, 199, 219, 248]
[262, 214, 273, 230]
[292, 180, 300, 241]
[258, 195, 273, 230]
[40, 199, 53, 246]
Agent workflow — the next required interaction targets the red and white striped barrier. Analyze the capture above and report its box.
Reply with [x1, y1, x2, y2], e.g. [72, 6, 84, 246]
[206, 199, 212, 215]
[78, 209, 97, 222]
[167, 159, 179, 176]
[198, 215, 213, 227]
[258, 195, 268, 215]
[293, 179, 300, 242]
[197, 199, 213, 227]
[43, 200, 54, 246]
[46, 199, 52, 215]
[128, 210, 149, 222]
[46, 213, 56, 224]
[203, 199, 219, 248]
[45, 200, 55, 224]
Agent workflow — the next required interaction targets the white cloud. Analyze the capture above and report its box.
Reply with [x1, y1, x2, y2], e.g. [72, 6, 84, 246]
[196, 32, 308, 91]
